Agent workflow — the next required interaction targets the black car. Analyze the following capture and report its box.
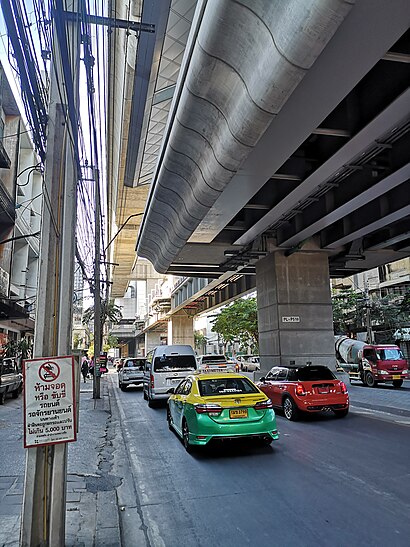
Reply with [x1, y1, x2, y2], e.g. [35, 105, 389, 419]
[0, 358, 23, 404]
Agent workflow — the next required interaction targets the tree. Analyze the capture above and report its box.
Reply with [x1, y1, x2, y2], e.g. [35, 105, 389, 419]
[332, 288, 410, 337]
[194, 332, 207, 353]
[332, 289, 364, 335]
[211, 298, 258, 353]
[82, 300, 123, 327]
[2, 337, 33, 359]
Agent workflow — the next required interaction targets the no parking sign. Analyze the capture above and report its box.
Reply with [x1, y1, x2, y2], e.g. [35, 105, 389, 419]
[23, 356, 77, 448]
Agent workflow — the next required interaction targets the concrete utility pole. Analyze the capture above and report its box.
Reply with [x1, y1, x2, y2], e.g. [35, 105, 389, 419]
[20, 1, 80, 545]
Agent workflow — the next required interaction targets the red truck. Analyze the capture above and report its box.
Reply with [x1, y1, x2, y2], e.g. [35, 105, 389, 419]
[335, 336, 408, 388]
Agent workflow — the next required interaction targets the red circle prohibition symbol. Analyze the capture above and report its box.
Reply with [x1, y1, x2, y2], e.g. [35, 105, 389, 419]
[39, 361, 60, 382]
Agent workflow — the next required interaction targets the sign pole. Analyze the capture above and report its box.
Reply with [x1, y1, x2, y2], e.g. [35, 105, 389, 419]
[20, 1, 80, 545]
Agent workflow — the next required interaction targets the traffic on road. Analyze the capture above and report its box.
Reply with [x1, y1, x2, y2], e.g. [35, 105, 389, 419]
[110, 366, 410, 547]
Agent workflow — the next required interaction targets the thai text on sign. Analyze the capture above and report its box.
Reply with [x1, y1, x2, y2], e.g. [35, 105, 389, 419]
[23, 356, 77, 448]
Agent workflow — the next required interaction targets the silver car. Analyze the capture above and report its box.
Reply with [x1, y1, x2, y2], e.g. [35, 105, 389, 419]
[118, 357, 146, 391]
[238, 355, 260, 372]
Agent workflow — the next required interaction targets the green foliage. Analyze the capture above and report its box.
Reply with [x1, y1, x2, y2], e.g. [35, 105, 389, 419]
[332, 288, 410, 335]
[73, 333, 81, 349]
[2, 337, 33, 359]
[106, 334, 119, 349]
[82, 300, 123, 328]
[194, 332, 207, 351]
[211, 297, 258, 352]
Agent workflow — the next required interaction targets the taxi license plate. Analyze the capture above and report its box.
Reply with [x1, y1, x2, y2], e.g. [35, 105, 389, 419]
[229, 409, 248, 419]
[392, 375, 401, 380]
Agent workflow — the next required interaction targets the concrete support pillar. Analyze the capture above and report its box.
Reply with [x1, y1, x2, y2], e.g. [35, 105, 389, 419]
[169, 314, 194, 347]
[256, 248, 335, 373]
[145, 331, 162, 354]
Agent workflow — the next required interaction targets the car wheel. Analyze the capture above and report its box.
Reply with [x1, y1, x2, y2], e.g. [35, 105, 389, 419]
[0, 391, 6, 405]
[182, 420, 193, 453]
[392, 379, 403, 388]
[283, 396, 299, 421]
[334, 408, 349, 418]
[148, 394, 156, 408]
[143, 389, 148, 400]
[119, 384, 127, 391]
[12, 388, 19, 399]
[365, 372, 377, 388]
[167, 406, 173, 430]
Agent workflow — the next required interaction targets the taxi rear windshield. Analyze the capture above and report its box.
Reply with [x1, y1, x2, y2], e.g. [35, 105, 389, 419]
[154, 355, 197, 372]
[198, 377, 259, 396]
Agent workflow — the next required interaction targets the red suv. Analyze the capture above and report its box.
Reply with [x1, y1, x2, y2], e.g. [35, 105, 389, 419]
[257, 365, 349, 420]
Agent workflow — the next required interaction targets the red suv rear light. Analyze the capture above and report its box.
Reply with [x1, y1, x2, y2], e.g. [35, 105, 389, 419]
[150, 374, 154, 388]
[194, 404, 222, 415]
[296, 384, 306, 396]
[340, 382, 348, 394]
[254, 399, 273, 410]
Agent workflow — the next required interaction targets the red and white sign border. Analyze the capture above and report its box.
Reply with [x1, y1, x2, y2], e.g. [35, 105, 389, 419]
[23, 355, 77, 448]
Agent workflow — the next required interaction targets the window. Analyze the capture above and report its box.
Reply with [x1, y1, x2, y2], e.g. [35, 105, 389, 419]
[1, 359, 15, 374]
[296, 366, 335, 381]
[181, 379, 192, 395]
[124, 359, 145, 370]
[265, 368, 279, 381]
[198, 377, 259, 396]
[175, 380, 187, 395]
[154, 355, 197, 372]
[376, 348, 404, 361]
[276, 369, 288, 381]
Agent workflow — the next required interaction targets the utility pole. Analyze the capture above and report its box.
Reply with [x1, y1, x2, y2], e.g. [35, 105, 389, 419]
[93, 167, 102, 399]
[365, 282, 374, 344]
[20, 1, 80, 545]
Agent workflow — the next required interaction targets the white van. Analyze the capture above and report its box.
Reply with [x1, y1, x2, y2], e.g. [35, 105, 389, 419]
[143, 345, 197, 407]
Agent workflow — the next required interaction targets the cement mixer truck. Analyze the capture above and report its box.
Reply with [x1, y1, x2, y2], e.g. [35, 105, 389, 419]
[335, 336, 408, 388]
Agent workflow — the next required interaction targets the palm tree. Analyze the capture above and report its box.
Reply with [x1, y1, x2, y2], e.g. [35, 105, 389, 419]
[82, 300, 123, 347]
[82, 300, 123, 327]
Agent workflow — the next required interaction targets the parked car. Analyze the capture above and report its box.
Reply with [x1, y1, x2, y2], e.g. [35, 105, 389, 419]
[0, 357, 23, 405]
[143, 345, 198, 407]
[118, 357, 146, 390]
[237, 355, 260, 372]
[167, 372, 279, 452]
[257, 365, 349, 421]
[197, 354, 236, 372]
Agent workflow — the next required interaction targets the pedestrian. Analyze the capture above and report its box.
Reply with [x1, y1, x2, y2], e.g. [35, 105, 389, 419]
[81, 358, 89, 383]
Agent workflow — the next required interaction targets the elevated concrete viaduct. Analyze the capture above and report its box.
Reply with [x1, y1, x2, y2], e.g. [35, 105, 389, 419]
[108, 0, 410, 371]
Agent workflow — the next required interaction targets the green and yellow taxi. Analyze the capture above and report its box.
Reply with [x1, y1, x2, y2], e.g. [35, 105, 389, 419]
[167, 372, 279, 452]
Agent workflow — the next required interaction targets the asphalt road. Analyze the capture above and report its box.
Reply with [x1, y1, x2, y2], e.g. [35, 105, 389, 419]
[110, 375, 410, 547]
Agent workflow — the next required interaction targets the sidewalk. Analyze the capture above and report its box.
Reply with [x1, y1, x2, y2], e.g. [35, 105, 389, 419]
[0, 378, 123, 547]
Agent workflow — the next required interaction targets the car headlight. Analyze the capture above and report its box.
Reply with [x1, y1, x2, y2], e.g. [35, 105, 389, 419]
[402, 369, 408, 374]
[377, 370, 388, 374]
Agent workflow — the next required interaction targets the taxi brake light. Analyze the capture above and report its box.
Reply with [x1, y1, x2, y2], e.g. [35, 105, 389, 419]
[194, 404, 222, 414]
[254, 399, 273, 410]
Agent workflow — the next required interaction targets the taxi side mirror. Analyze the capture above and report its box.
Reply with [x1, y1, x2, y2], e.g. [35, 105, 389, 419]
[168, 387, 175, 394]
[259, 377, 266, 382]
